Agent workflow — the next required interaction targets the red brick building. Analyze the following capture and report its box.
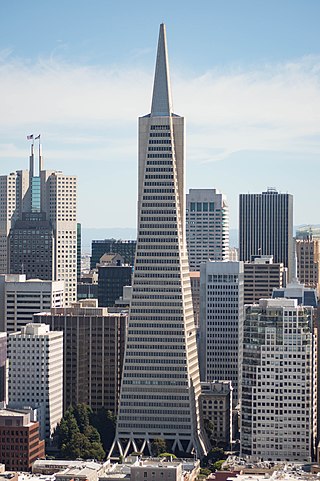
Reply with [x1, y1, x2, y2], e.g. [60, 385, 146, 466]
[0, 408, 45, 471]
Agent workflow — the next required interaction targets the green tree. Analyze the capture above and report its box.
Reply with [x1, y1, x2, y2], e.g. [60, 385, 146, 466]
[151, 438, 167, 456]
[54, 404, 105, 460]
[91, 408, 116, 453]
[74, 404, 92, 433]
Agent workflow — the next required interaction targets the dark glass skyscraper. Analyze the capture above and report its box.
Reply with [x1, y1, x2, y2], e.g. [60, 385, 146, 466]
[239, 188, 293, 279]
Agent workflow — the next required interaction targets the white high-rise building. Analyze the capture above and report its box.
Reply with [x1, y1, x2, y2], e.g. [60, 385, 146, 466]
[241, 298, 317, 462]
[111, 24, 208, 457]
[0, 274, 64, 332]
[186, 189, 229, 271]
[0, 171, 29, 273]
[0, 141, 77, 306]
[8, 323, 63, 440]
[199, 261, 244, 404]
[41, 169, 77, 305]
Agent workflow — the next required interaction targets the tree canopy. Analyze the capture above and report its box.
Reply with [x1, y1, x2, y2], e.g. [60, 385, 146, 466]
[54, 404, 105, 460]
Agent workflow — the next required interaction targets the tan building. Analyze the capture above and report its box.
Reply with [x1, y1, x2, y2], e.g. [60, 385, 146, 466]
[296, 234, 320, 298]
[0, 142, 77, 306]
[200, 381, 233, 449]
[34, 299, 127, 413]
[243, 255, 286, 305]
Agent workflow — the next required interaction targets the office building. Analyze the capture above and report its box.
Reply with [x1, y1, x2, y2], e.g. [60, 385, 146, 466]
[200, 381, 233, 449]
[111, 24, 208, 457]
[77, 223, 82, 281]
[199, 261, 244, 404]
[243, 255, 286, 305]
[272, 278, 317, 307]
[0, 139, 77, 305]
[0, 333, 8, 403]
[97, 254, 132, 307]
[0, 274, 64, 332]
[190, 272, 200, 327]
[8, 323, 63, 440]
[0, 170, 29, 274]
[239, 188, 293, 279]
[77, 270, 99, 301]
[34, 299, 127, 413]
[0, 408, 45, 471]
[241, 298, 317, 462]
[91, 239, 136, 269]
[9, 211, 55, 280]
[186, 189, 229, 271]
[295, 233, 320, 298]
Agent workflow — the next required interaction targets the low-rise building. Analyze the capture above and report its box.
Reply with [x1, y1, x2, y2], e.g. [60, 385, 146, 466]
[200, 381, 233, 449]
[0, 408, 45, 471]
[32, 460, 109, 477]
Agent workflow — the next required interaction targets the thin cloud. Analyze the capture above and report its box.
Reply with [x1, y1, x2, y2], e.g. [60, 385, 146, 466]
[0, 54, 319, 163]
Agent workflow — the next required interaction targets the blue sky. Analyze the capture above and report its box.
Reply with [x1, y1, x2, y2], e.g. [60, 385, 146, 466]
[1, 0, 320, 229]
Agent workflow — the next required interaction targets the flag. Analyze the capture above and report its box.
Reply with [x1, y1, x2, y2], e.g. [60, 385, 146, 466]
[35, 134, 40, 140]
[27, 134, 33, 140]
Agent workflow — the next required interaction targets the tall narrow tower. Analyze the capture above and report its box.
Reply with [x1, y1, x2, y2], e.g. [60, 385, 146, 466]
[111, 24, 207, 457]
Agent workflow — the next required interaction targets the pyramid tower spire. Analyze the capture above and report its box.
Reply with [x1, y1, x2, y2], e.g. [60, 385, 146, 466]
[151, 23, 173, 116]
[109, 23, 208, 459]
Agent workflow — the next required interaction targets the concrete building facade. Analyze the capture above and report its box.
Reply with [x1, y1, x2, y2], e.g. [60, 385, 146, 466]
[111, 24, 208, 457]
[241, 298, 317, 462]
[200, 381, 233, 449]
[0, 141, 77, 306]
[186, 189, 229, 271]
[295, 234, 320, 298]
[0, 274, 64, 332]
[8, 323, 63, 440]
[199, 261, 244, 404]
[34, 299, 127, 413]
[243, 255, 286, 305]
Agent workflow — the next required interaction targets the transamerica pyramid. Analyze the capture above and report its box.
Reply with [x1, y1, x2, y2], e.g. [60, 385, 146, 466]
[110, 24, 208, 458]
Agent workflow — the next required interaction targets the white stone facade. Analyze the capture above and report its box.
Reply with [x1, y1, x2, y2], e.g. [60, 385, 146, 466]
[186, 188, 229, 271]
[111, 24, 208, 457]
[241, 298, 317, 462]
[0, 274, 64, 332]
[199, 261, 244, 404]
[8, 323, 63, 440]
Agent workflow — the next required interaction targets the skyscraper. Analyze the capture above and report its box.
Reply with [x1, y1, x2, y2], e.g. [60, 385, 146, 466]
[241, 298, 316, 461]
[8, 323, 63, 440]
[111, 24, 207, 457]
[186, 188, 229, 270]
[0, 274, 64, 332]
[239, 188, 293, 279]
[295, 232, 320, 298]
[34, 299, 127, 413]
[0, 139, 77, 305]
[199, 261, 244, 404]
[243, 255, 286, 305]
